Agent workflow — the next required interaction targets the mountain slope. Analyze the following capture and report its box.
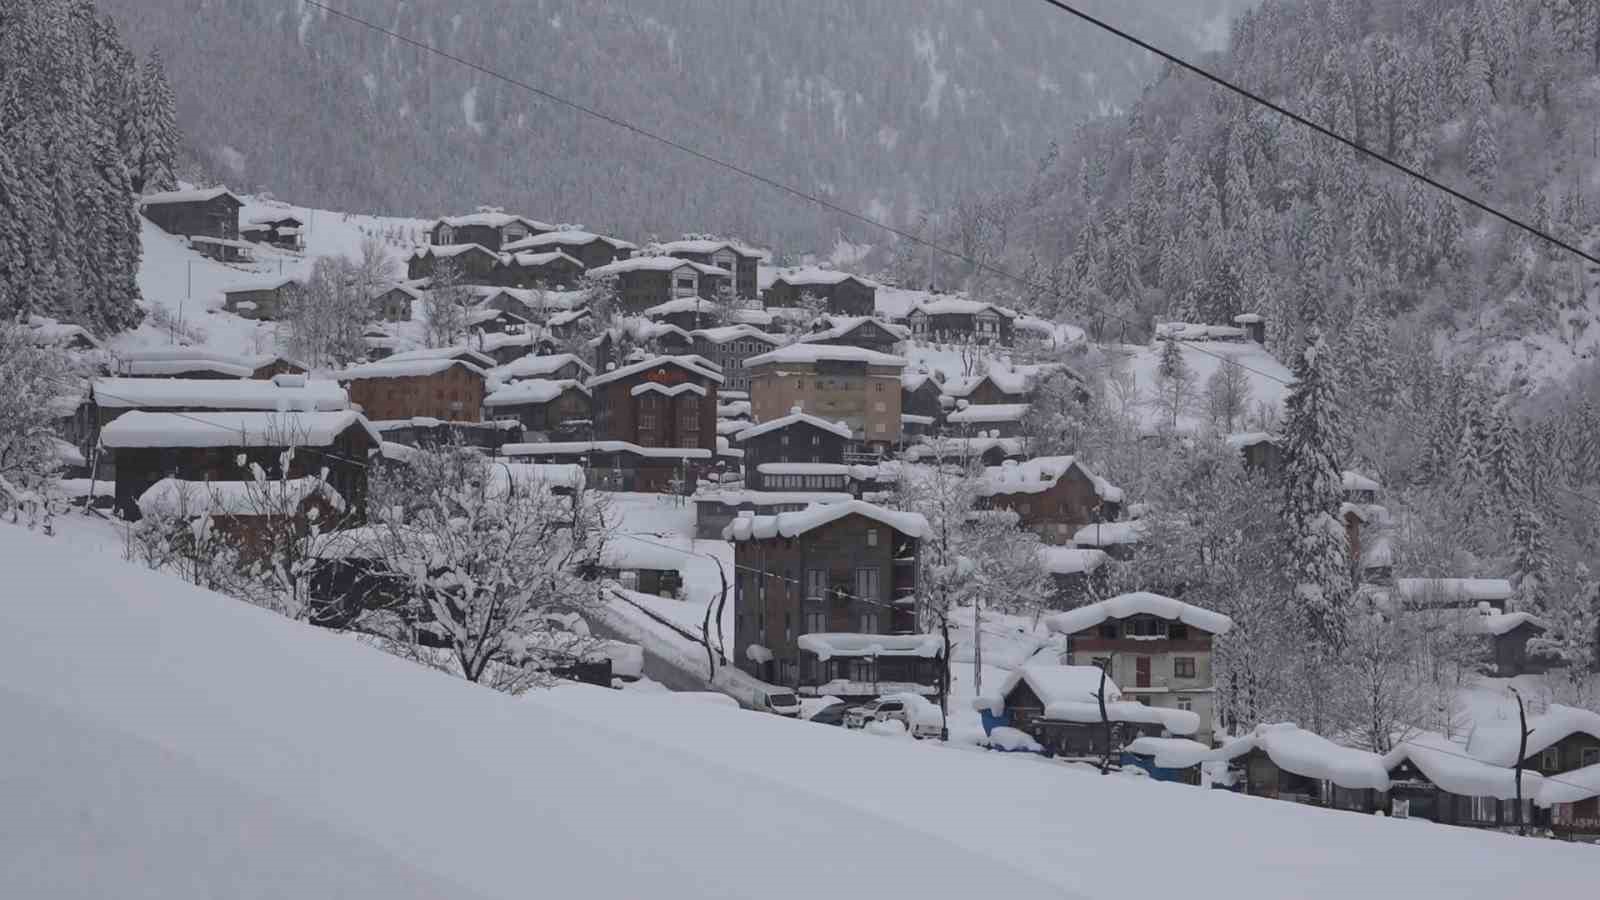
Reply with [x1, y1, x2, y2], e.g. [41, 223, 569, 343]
[96, 0, 1253, 252]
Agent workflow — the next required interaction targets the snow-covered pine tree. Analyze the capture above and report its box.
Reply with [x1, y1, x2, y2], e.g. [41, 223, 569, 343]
[1279, 327, 1353, 647]
[134, 48, 179, 194]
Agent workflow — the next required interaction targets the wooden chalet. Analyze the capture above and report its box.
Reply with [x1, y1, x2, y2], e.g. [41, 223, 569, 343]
[222, 276, 304, 321]
[463, 307, 530, 336]
[765, 269, 878, 317]
[976, 664, 1201, 758]
[587, 354, 722, 456]
[907, 297, 1017, 345]
[338, 356, 489, 422]
[658, 238, 766, 300]
[726, 501, 931, 696]
[733, 409, 852, 490]
[689, 324, 783, 394]
[978, 456, 1124, 545]
[242, 214, 305, 250]
[690, 490, 852, 540]
[1037, 547, 1110, 609]
[429, 211, 552, 252]
[248, 355, 309, 380]
[501, 440, 711, 493]
[139, 186, 243, 242]
[370, 283, 423, 323]
[1227, 432, 1282, 477]
[901, 372, 944, 428]
[483, 379, 592, 439]
[407, 243, 500, 284]
[135, 476, 347, 566]
[502, 230, 636, 270]
[587, 256, 732, 315]
[114, 349, 256, 379]
[808, 315, 908, 354]
[496, 250, 585, 290]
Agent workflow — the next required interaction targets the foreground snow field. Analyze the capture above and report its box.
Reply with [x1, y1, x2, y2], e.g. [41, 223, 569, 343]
[1, 525, 1594, 899]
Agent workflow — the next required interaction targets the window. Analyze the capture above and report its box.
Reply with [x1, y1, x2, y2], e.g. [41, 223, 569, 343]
[679, 398, 700, 435]
[1129, 617, 1169, 638]
[865, 529, 878, 547]
[674, 275, 697, 296]
[780, 434, 789, 446]
[1176, 695, 1193, 712]
[1584, 748, 1600, 767]
[804, 568, 827, 601]
[1174, 657, 1197, 679]
[850, 658, 873, 683]
[859, 611, 879, 633]
[1541, 748, 1561, 771]
[1468, 796, 1497, 823]
[875, 382, 884, 392]
[438, 224, 455, 243]
[804, 611, 826, 634]
[855, 567, 880, 604]
[784, 612, 793, 643]
[637, 394, 659, 432]
[1169, 622, 1190, 640]
[874, 401, 886, 412]
[811, 434, 820, 445]
[1098, 623, 1117, 639]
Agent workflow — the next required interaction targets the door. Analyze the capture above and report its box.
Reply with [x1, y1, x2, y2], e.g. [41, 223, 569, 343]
[1135, 656, 1151, 688]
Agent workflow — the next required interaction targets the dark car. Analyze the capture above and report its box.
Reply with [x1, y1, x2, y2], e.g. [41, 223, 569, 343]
[807, 702, 848, 726]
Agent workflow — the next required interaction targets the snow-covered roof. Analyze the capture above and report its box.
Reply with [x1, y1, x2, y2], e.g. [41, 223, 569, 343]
[744, 343, 906, 369]
[587, 256, 730, 278]
[501, 441, 712, 460]
[911, 296, 1016, 318]
[140, 186, 240, 206]
[902, 435, 1025, 462]
[1045, 592, 1233, 636]
[657, 238, 768, 259]
[410, 242, 498, 261]
[947, 403, 1030, 424]
[1381, 733, 1543, 801]
[223, 275, 302, 295]
[690, 324, 782, 346]
[464, 308, 527, 328]
[725, 307, 775, 327]
[502, 250, 583, 269]
[643, 297, 717, 317]
[630, 381, 707, 399]
[1125, 737, 1213, 768]
[691, 490, 853, 508]
[976, 665, 1199, 736]
[941, 369, 1032, 398]
[771, 267, 878, 289]
[483, 379, 589, 407]
[1342, 470, 1381, 493]
[809, 316, 910, 343]
[114, 349, 257, 379]
[337, 358, 487, 382]
[490, 353, 592, 381]
[435, 211, 553, 232]
[101, 410, 380, 449]
[248, 213, 303, 227]
[1037, 546, 1110, 576]
[92, 377, 349, 412]
[1233, 313, 1264, 324]
[756, 463, 850, 476]
[586, 354, 724, 388]
[722, 499, 928, 541]
[979, 455, 1123, 502]
[1071, 520, 1145, 547]
[1467, 705, 1600, 768]
[502, 230, 636, 252]
[796, 633, 943, 661]
[1537, 762, 1600, 808]
[382, 346, 498, 368]
[484, 463, 586, 497]
[1393, 578, 1514, 606]
[1209, 724, 1390, 791]
[1225, 431, 1278, 450]
[734, 409, 852, 442]
[137, 476, 346, 520]
[1465, 610, 1544, 637]
[1154, 322, 1246, 342]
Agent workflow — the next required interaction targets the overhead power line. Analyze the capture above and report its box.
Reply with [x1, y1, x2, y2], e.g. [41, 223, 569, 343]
[1037, 0, 1600, 268]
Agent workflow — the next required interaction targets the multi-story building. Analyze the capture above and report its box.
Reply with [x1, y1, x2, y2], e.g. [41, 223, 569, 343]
[338, 357, 489, 423]
[727, 500, 934, 698]
[979, 456, 1124, 545]
[690, 324, 782, 394]
[907, 297, 1017, 345]
[733, 409, 851, 489]
[1044, 592, 1233, 745]
[744, 344, 906, 451]
[764, 268, 879, 316]
[658, 239, 766, 300]
[503, 230, 637, 270]
[406, 243, 500, 284]
[428, 211, 553, 252]
[586, 256, 732, 315]
[586, 353, 722, 462]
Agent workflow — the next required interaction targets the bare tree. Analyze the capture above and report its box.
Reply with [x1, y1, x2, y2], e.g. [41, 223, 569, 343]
[1150, 338, 1197, 432]
[1204, 356, 1253, 435]
[284, 254, 378, 366]
[423, 260, 471, 348]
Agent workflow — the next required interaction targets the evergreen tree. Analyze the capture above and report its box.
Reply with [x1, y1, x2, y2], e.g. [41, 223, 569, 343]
[134, 49, 179, 194]
[1279, 328, 1353, 646]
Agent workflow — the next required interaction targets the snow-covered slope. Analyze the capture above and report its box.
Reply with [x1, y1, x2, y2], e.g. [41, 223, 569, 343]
[4, 523, 1597, 898]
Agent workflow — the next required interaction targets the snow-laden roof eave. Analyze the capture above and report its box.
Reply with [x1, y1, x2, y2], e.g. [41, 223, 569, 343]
[1045, 592, 1233, 636]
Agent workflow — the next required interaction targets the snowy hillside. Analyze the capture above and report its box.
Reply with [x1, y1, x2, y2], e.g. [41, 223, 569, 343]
[4, 523, 1597, 899]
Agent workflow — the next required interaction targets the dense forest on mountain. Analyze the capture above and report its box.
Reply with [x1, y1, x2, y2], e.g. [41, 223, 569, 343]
[95, 0, 1251, 251]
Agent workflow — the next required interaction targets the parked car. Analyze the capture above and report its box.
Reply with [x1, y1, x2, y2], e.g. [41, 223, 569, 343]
[752, 688, 801, 717]
[845, 694, 941, 738]
[806, 701, 848, 727]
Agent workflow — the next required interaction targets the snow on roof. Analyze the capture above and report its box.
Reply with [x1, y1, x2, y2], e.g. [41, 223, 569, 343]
[809, 315, 910, 342]
[586, 354, 724, 388]
[1537, 761, 1600, 807]
[1210, 724, 1391, 791]
[501, 230, 636, 252]
[796, 633, 943, 661]
[1465, 610, 1544, 637]
[979, 456, 1123, 503]
[744, 343, 907, 369]
[588, 256, 730, 278]
[657, 238, 768, 259]
[223, 275, 302, 295]
[92, 377, 349, 412]
[596, 533, 693, 574]
[484, 463, 586, 497]
[115, 348, 257, 379]
[901, 371, 937, 391]
[1036, 547, 1110, 576]
[1467, 705, 1600, 768]
[26, 318, 101, 349]
[137, 476, 346, 520]
[947, 403, 1030, 424]
[101, 410, 380, 449]
[1071, 520, 1145, 547]
[691, 490, 853, 507]
[630, 381, 707, 399]
[1125, 737, 1213, 768]
[337, 358, 487, 381]
[140, 186, 240, 206]
[1342, 471, 1381, 493]
[435, 211, 553, 231]
[771, 267, 878, 288]
[756, 463, 850, 475]
[911, 296, 1016, 317]
[690, 324, 782, 345]
[483, 379, 589, 407]
[1045, 592, 1234, 636]
[1154, 322, 1246, 342]
[248, 213, 303, 226]
[1225, 431, 1278, 450]
[411, 242, 497, 261]
[1381, 732, 1544, 801]
[643, 297, 717, 317]
[1393, 578, 1514, 605]
[902, 436, 1025, 462]
[722, 499, 928, 541]
[501, 440, 712, 460]
[725, 307, 775, 327]
[1125, 339, 1293, 435]
[734, 409, 852, 442]
[975, 664, 1200, 736]
[464, 308, 527, 328]
[942, 369, 1031, 398]
[502, 249, 583, 269]
[490, 353, 593, 381]
[382, 345, 498, 368]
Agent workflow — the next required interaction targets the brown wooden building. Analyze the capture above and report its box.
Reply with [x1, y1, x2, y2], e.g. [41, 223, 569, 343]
[808, 316, 907, 354]
[734, 410, 852, 490]
[765, 269, 878, 317]
[726, 501, 930, 695]
[689, 324, 783, 395]
[369, 283, 424, 323]
[222, 276, 305, 321]
[907, 297, 1017, 345]
[901, 372, 944, 427]
[429, 211, 552, 252]
[339, 358, 489, 422]
[744, 343, 907, 449]
[99, 409, 376, 522]
[659, 238, 766, 300]
[407, 243, 501, 284]
[587, 256, 732, 315]
[242, 214, 305, 250]
[503, 230, 637, 270]
[139, 187, 242, 241]
[496, 250, 585, 289]
[483, 379, 592, 438]
[977, 456, 1123, 544]
[586, 355, 722, 454]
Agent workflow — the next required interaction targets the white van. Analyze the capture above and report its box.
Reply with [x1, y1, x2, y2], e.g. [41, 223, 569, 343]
[752, 688, 801, 717]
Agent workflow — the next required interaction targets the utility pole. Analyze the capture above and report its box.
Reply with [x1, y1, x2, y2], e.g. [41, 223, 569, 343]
[973, 599, 983, 696]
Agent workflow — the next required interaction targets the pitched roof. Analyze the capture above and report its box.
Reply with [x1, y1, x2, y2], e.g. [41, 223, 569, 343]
[382, 345, 498, 369]
[722, 499, 928, 541]
[911, 296, 1016, 317]
[587, 256, 730, 278]
[91, 377, 349, 412]
[410, 243, 498, 261]
[1208, 724, 1390, 791]
[586, 355, 724, 388]
[734, 409, 853, 442]
[140, 186, 241, 206]
[1045, 591, 1234, 636]
[810, 315, 910, 342]
[483, 378, 589, 407]
[337, 358, 487, 381]
[1036, 546, 1110, 575]
[979, 455, 1123, 502]
[690, 324, 783, 345]
[223, 275, 303, 295]
[434, 211, 554, 231]
[1393, 578, 1514, 606]
[501, 250, 583, 269]
[744, 343, 907, 369]
[974, 665, 1200, 736]
[490, 353, 593, 381]
[137, 476, 346, 520]
[657, 238, 768, 259]
[946, 403, 1030, 424]
[500, 440, 712, 460]
[502, 230, 637, 252]
[100, 410, 380, 449]
[770, 267, 878, 289]
[1467, 705, 1600, 767]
